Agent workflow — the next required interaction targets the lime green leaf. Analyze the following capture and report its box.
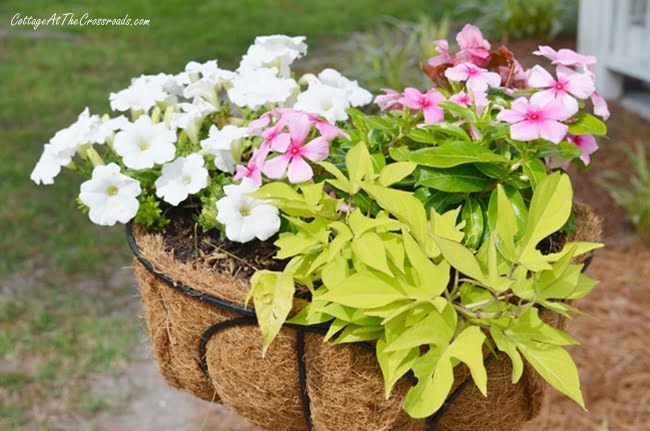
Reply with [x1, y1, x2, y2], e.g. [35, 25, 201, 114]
[377, 339, 420, 398]
[445, 326, 487, 396]
[384, 305, 456, 352]
[318, 161, 352, 193]
[363, 184, 429, 246]
[567, 273, 599, 300]
[494, 185, 518, 260]
[321, 254, 349, 289]
[379, 162, 417, 186]
[250, 271, 295, 355]
[403, 230, 450, 297]
[409, 142, 508, 168]
[522, 159, 547, 190]
[433, 235, 485, 281]
[568, 112, 607, 136]
[274, 233, 321, 259]
[388, 146, 411, 162]
[543, 241, 604, 262]
[490, 326, 524, 383]
[515, 339, 585, 409]
[320, 270, 407, 309]
[333, 324, 384, 344]
[250, 182, 302, 201]
[324, 318, 348, 341]
[346, 142, 375, 188]
[380, 233, 406, 273]
[352, 231, 392, 276]
[507, 308, 578, 346]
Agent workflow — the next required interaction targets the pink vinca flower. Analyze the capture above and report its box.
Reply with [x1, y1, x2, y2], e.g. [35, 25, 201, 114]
[449, 90, 489, 114]
[305, 113, 349, 140]
[262, 115, 329, 183]
[247, 112, 273, 136]
[528, 65, 595, 113]
[428, 39, 454, 67]
[399, 88, 445, 124]
[533, 46, 597, 68]
[590, 91, 610, 121]
[234, 146, 269, 186]
[456, 24, 492, 67]
[496, 98, 575, 144]
[261, 118, 290, 151]
[568, 134, 599, 165]
[445, 63, 502, 93]
[375, 88, 404, 111]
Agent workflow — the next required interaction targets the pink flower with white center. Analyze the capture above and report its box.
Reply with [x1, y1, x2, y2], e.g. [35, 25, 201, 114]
[590, 91, 610, 121]
[568, 134, 599, 165]
[445, 63, 501, 93]
[496, 98, 575, 144]
[449, 90, 489, 113]
[456, 24, 491, 67]
[375, 88, 404, 111]
[428, 40, 454, 67]
[533, 46, 597, 68]
[528, 65, 595, 113]
[262, 115, 330, 183]
[399, 88, 446, 124]
[234, 146, 269, 186]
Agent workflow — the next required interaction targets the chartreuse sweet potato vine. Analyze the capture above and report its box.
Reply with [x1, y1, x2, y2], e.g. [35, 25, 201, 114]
[247, 141, 602, 418]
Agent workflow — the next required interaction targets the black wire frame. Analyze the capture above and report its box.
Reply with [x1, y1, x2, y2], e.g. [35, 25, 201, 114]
[125, 222, 594, 431]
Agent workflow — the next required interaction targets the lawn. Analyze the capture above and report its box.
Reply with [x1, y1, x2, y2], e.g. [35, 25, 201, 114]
[0, 1, 456, 429]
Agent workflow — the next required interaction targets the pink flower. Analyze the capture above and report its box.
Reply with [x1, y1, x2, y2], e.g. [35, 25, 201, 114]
[449, 90, 489, 114]
[399, 88, 445, 124]
[496, 98, 574, 144]
[428, 39, 454, 67]
[528, 65, 595, 113]
[567, 134, 598, 165]
[445, 63, 501, 93]
[590, 91, 610, 121]
[498, 60, 528, 89]
[234, 147, 269, 186]
[305, 113, 349, 140]
[533, 46, 597, 68]
[261, 119, 290, 151]
[262, 115, 330, 183]
[375, 88, 404, 111]
[456, 24, 491, 67]
[248, 112, 273, 136]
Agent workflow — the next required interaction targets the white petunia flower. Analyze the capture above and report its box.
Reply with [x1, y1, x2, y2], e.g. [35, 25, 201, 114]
[113, 116, 177, 170]
[31, 107, 119, 185]
[79, 163, 141, 226]
[92, 115, 130, 144]
[200, 124, 248, 173]
[216, 178, 281, 243]
[109, 78, 169, 112]
[170, 99, 217, 143]
[316, 68, 372, 107]
[183, 60, 235, 105]
[228, 68, 298, 110]
[155, 153, 209, 206]
[294, 84, 349, 122]
[238, 35, 307, 78]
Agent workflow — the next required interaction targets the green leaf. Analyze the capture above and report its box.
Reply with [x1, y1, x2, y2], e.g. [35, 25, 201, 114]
[462, 198, 484, 250]
[333, 324, 384, 344]
[568, 112, 607, 136]
[352, 231, 392, 276]
[438, 100, 478, 123]
[363, 184, 429, 246]
[274, 233, 321, 259]
[249, 271, 295, 355]
[490, 326, 524, 383]
[365, 115, 394, 130]
[514, 339, 585, 409]
[250, 182, 302, 201]
[409, 142, 508, 168]
[384, 305, 456, 352]
[402, 230, 450, 297]
[346, 142, 375, 189]
[379, 162, 417, 186]
[415, 165, 490, 193]
[377, 339, 420, 398]
[423, 122, 472, 142]
[318, 161, 351, 193]
[506, 308, 578, 346]
[522, 158, 547, 190]
[433, 235, 485, 282]
[320, 270, 407, 309]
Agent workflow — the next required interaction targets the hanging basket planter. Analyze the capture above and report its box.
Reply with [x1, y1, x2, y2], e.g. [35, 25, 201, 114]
[127, 202, 601, 431]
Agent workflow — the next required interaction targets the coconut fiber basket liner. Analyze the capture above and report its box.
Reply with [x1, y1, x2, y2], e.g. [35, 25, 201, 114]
[126, 202, 602, 431]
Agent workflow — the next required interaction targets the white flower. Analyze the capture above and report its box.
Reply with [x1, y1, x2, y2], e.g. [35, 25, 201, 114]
[170, 99, 217, 143]
[238, 35, 307, 78]
[31, 108, 120, 185]
[200, 125, 248, 173]
[183, 60, 235, 105]
[294, 84, 349, 122]
[216, 178, 281, 243]
[113, 116, 177, 170]
[316, 68, 372, 107]
[109, 78, 169, 112]
[155, 153, 209, 206]
[30, 144, 72, 185]
[228, 68, 298, 110]
[79, 163, 141, 226]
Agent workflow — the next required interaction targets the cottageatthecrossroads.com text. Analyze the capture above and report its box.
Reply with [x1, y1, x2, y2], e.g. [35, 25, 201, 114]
[11, 13, 150, 30]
